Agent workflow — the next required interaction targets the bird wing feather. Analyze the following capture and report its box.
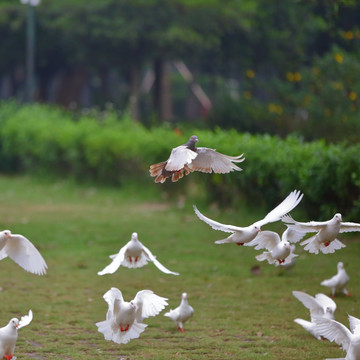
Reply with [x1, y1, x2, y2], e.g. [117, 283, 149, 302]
[18, 310, 33, 329]
[133, 290, 168, 323]
[165, 145, 198, 171]
[5, 234, 47, 275]
[142, 245, 179, 275]
[188, 147, 244, 174]
[339, 222, 360, 233]
[256, 190, 303, 227]
[193, 205, 244, 233]
[97, 245, 127, 275]
[292, 291, 325, 320]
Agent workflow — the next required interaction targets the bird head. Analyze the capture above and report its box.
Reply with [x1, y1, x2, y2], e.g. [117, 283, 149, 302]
[334, 213, 342, 222]
[10, 318, 19, 329]
[130, 301, 136, 310]
[131, 232, 138, 241]
[1, 230, 12, 240]
[337, 262, 344, 270]
[182, 293, 188, 300]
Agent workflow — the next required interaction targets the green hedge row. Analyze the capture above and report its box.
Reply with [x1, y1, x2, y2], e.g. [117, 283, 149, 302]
[0, 101, 359, 219]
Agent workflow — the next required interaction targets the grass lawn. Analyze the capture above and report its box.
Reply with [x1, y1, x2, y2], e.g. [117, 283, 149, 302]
[0, 175, 359, 359]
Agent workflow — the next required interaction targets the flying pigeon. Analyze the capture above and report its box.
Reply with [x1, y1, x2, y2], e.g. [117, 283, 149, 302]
[149, 135, 245, 183]
[0, 310, 33, 360]
[282, 213, 360, 254]
[250, 228, 304, 265]
[164, 292, 194, 332]
[0, 230, 47, 275]
[314, 314, 360, 360]
[193, 190, 303, 246]
[96, 288, 168, 344]
[278, 244, 298, 270]
[321, 262, 350, 297]
[97, 232, 179, 276]
[292, 290, 336, 339]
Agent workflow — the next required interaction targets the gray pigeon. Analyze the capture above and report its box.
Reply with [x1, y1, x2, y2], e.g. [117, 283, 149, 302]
[149, 135, 244, 183]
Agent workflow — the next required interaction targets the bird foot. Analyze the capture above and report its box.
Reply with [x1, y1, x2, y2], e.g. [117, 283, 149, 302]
[4, 355, 13, 360]
[324, 241, 330, 247]
[128, 257, 132, 263]
[236, 243, 244, 246]
[277, 259, 285, 264]
[177, 326, 185, 333]
[135, 257, 138, 263]
[346, 293, 351, 297]
[120, 325, 130, 332]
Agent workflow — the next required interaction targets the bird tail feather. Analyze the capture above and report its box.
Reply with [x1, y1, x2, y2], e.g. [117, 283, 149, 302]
[255, 252, 275, 264]
[321, 239, 346, 254]
[300, 235, 320, 254]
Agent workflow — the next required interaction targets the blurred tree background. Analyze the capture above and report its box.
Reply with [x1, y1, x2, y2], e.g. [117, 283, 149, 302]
[0, 0, 360, 142]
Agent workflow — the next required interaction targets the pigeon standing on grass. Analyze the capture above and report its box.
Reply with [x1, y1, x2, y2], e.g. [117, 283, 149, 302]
[97, 232, 179, 276]
[314, 314, 360, 360]
[96, 288, 168, 344]
[164, 292, 194, 332]
[321, 262, 350, 297]
[292, 291, 336, 339]
[250, 228, 304, 265]
[193, 190, 303, 246]
[282, 213, 360, 254]
[0, 230, 48, 275]
[0, 310, 33, 360]
[149, 135, 245, 183]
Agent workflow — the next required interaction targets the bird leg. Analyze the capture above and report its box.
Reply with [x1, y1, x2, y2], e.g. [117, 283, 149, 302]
[177, 326, 185, 333]
[277, 259, 285, 264]
[4, 354, 13, 360]
[128, 257, 132, 263]
[120, 325, 130, 332]
[135, 257, 138, 262]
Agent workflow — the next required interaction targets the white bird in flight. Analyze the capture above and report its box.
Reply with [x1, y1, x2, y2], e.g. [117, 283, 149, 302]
[164, 292, 194, 333]
[292, 290, 336, 340]
[193, 190, 303, 246]
[314, 314, 360, 360]
[282, 213, 360, 254]
[321, 262, 350, 298]
[97, 232, 179, 276]
[0, 310, 33, 360]
[96, 288, 168, 344]
[0, 230, 47, 275]
[149, 135, 245, 183]
[250, 228, 303, 265]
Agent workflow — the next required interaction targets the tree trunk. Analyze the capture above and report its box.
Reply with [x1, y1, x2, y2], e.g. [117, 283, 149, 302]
[153, 57, 172, 121]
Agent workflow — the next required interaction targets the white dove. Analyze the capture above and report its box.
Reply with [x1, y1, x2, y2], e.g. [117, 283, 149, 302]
[96, 288, 168, 344]
[278, 244, 298, 269]
[97, 232, 179, 276]
[321, 262, 350, 297]
[149, 135, 245, 183]
[314, 314, 360, 360]
[0, 230, 47, 275]
[282, 213, 360, 254]
[250, 228, 304, 265]
[193, 190, 303, 246]
[292, 290, 336, 339]
[0, 310, 33, 360]
[164, 292, 194, 332]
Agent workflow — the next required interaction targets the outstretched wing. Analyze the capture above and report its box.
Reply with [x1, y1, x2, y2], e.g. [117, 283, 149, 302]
[282, 227, 306, 244]
[165, 145, 198, 171]
[133, 290, 168, 323]
[142, 245, 179, 276]
[6, 234, 47, 275]
[250, 231, 280, 251]
[189, 147, 244, 174]
[292, 291, 325, 320]
[97, 245, 127, 275]
[314, 317, 352, 351]
[193, 205, 244, 233]
[103, 287, 124, 320]
[18, 309, 33, 329]
[256, 190, 303, 227]
[348, 314, 360, 334]
[339, 222, 360, 233]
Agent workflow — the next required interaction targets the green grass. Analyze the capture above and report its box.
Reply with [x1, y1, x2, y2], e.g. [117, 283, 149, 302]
[0, 175, 359, 359]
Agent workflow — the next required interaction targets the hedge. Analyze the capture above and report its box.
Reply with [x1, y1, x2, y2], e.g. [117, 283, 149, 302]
[0, 101, 359, 220]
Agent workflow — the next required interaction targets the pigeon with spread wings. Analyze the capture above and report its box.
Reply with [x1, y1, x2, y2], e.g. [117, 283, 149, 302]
[96, 288, 168, 344]
[98, 232, 179, 276]
[149, 135, 244, 183]
[282, 213, 360, 254]
[193, 190, 303, 246]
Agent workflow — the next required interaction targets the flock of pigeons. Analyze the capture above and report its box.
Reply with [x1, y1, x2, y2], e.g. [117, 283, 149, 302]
[0, 135, 360, 359]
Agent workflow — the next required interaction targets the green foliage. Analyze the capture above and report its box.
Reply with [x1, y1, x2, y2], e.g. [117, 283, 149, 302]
[0, 101, 359, 219]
